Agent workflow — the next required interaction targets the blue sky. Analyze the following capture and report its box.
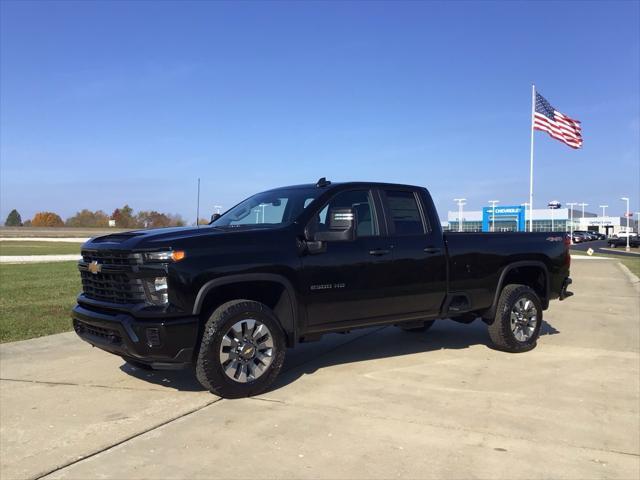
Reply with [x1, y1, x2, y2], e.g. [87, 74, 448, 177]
[1, 0, 638, 223]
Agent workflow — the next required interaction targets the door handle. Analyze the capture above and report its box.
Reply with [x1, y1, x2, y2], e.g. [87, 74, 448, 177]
[423, 247, 441, 254]
[369, 249, 391, 256]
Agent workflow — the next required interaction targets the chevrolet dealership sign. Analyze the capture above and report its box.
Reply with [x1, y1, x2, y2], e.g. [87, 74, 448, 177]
[481, 205, 526, 232]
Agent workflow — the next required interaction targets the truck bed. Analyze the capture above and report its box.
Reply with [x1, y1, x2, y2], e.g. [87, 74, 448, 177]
[444, 232, 570, 315]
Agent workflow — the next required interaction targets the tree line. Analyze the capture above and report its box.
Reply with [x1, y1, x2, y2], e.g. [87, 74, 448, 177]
[3, 206, 186, 228]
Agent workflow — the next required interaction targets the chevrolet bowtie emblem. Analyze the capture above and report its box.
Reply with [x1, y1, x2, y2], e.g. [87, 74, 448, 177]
[88, 261, 102, 274]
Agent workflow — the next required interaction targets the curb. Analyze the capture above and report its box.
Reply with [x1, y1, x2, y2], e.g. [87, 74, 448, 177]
[616, 262, 640, 293]
[0, 254, 81, 264]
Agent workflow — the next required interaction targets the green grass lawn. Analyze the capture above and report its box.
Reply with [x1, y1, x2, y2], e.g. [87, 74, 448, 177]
[0, 241, 83, 256]
[0, 261, 80, 343]
[571, 250, 640, 277]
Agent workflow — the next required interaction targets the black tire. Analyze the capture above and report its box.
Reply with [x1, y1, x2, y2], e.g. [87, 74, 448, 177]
[195, 300, 286, 398]
[400, 320, 435, 332]
[609, 243, 616, 248]
[120, 356, 153, 370]
[488, 284, 542, 353]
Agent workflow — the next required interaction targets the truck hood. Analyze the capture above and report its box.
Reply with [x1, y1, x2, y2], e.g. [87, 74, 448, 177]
[83, 225, 277, 251]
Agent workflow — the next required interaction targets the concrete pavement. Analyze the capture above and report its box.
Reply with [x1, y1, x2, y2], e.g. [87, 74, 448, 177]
[1, 258, 638, 479]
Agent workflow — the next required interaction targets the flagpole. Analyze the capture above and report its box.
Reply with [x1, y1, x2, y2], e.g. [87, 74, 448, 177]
[529, 84, 535, 232]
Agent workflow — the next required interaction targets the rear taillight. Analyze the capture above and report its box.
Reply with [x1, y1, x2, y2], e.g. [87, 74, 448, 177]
[564, 234, 571, 266]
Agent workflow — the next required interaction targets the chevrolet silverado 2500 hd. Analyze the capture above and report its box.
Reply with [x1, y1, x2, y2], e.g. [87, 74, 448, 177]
[72, 179, 572, 398]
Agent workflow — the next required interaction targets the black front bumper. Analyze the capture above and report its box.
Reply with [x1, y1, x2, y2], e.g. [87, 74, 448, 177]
[72, 304, 199, 369]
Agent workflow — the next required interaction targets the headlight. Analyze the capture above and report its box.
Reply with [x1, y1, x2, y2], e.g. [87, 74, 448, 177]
[144, 276, 168, 305]
[144, 250, 186, 262]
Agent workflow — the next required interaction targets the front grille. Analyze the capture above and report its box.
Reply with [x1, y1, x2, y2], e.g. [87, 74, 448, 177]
[74, 320, 122, 344]
[80, 250, 147, 304]
[82, 250, 141, 266]
[80, 271, 146, 304]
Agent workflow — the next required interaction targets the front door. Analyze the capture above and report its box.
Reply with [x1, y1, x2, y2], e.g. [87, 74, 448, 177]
[300, 188, 391, 328]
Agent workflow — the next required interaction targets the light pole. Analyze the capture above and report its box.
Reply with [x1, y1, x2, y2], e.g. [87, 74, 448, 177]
[488, 200, 499, 232]
[578, 202, 588, 218]
[621, 197, 630, 252]
[598, 205, 608, 236]
[548, 201, 561, 232]
[567, 202, 578, 244]
[521, 203, 530, 232]
[599, 205, 608, 218]
[453, 198, 466, 232]
[260, 204, 267, 223]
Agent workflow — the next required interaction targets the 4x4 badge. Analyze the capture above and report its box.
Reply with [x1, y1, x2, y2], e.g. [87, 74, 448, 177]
[88, 261, 102, 274]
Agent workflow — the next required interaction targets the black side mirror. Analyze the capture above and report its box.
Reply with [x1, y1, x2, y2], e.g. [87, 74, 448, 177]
[303, 207, 357, 254]
[210, 213, 221, 223]
[313, 207, 356, 242]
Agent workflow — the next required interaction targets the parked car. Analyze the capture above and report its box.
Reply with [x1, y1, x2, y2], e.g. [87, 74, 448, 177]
[72, 179, 573, 398]
[575, 230, 605, 241]
[572, 232, 589, 243]
[608, 236, 640, 248]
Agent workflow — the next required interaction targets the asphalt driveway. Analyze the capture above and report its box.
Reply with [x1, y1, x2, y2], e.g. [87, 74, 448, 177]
[1, 258, 638, 479]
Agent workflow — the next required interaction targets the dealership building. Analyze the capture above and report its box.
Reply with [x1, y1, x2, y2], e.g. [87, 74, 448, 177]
[443, 204, 637, 235]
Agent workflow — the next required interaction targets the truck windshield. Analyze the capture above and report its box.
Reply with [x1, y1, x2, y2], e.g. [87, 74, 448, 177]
[212, 187, 321, 228]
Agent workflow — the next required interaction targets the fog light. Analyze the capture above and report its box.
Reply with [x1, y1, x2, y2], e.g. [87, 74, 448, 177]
[146, 328, 161, 347]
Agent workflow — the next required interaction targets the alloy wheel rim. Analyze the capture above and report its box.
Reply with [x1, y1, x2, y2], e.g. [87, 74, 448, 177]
[510, 297, 538, 342]
[219, 318, 274, 383]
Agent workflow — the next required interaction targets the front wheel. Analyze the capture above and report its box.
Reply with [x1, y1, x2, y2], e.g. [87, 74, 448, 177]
[488, 284, 542, 353]
[195, 300, 286, 398]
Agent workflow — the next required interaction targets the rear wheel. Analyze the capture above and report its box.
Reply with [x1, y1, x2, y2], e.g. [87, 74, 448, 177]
[195, 300, 286, 398]
[488, 284, 542, 353]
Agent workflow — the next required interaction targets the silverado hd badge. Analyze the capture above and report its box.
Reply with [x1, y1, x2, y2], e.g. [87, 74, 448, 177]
[88, 261, 102, 274]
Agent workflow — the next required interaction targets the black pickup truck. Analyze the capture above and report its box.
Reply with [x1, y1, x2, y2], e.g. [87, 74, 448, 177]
[73, 179, 572, 398]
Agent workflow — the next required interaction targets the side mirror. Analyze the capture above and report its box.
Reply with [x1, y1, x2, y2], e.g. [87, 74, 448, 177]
[210, 213, 221, 223]
[313, 207, 356, 242]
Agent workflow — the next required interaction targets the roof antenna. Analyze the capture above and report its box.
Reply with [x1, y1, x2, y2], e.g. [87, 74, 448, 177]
[316, 177, 331, 187]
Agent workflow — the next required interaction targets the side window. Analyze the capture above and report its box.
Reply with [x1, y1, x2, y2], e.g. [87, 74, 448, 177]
[385, 190, 426, 235]
[316, 190, 378, 237]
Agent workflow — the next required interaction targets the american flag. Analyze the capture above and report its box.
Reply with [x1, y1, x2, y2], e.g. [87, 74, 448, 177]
[534, 92, 582, 149]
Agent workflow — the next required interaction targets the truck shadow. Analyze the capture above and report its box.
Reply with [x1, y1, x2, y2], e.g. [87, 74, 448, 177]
[118, 362, 204, 392]
[119, 318, 559, 393]
[271, 318, 560, 392]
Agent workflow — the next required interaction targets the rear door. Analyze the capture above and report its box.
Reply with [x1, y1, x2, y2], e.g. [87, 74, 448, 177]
[380, 188, 447, 316]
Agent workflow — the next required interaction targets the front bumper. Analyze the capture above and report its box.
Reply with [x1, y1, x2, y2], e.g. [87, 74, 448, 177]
[71, 304, 199, 369]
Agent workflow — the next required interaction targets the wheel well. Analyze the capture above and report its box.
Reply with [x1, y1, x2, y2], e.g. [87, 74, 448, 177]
[198, 281, 296, 347]
[501, 266, 547, 304]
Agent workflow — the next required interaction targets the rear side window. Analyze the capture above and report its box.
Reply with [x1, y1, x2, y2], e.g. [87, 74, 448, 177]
[385, 190, 426, 235]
